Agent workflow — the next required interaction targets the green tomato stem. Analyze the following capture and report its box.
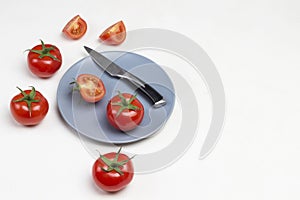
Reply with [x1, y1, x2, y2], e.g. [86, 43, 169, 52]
[26, 40, 61, 62]
[97, 147, 135, 176]
[13, 86, 40, 117]
[111, 92, 140, 117]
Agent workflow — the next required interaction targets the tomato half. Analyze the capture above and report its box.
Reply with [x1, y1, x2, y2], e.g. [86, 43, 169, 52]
[106, 92, 144, 131]
[72, 74, 106, 103]
[99, 21, 126, 45]
[62, 15, 87, 40]
[10, 86, 49, 126]
[92, 148, 134, 192]
[27, 40, 62, 78]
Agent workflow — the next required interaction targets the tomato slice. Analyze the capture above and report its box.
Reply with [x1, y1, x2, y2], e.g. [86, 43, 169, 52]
[99, 21, 126, 45]
[62, 15, 87, 40]
[76, 74, 106, 103]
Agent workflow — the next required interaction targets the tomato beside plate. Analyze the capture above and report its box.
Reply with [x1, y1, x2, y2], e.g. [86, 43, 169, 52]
[27, 40, 62, 78]
[92, 147, 134, 192]
[62, 15, 87, 40]
[99, 21, 126, 45]
[10, 86, 49, 126]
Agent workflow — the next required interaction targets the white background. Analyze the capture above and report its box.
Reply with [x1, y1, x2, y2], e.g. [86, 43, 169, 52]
[0, 0, 299, 199]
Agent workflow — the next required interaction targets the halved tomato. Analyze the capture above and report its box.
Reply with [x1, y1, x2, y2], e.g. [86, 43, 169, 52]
[62, 15, 87, 40]
[99, 21, 126, 45]
[71, 74, 106, 103]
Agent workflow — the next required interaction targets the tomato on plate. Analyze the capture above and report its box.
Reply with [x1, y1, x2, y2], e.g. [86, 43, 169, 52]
[62, 15, 87, 40]
[27, 40, 62, 78]
[92, 147, 134, 192]
[10, 86, 49, 126]
[106, 92, 144, 131]
[71, 74, 106, 103]
[99, 21, 126, 45]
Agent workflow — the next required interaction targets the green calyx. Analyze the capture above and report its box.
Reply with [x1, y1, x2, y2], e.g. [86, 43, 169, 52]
[112, 91, 140, 117]
[98, 147, 135, 176]
[13, 86, 40, 117]
[69, 79, 80, 91]
[26, 40, 60, 62]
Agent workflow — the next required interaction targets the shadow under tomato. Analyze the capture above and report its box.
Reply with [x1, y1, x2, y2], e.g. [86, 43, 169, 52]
[89, 175, 129, 195]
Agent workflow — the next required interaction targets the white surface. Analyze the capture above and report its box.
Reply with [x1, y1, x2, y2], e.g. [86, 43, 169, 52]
[0, 0, 299, 199]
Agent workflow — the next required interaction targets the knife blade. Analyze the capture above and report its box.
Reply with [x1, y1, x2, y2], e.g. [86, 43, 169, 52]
[84, 46, 166, 107]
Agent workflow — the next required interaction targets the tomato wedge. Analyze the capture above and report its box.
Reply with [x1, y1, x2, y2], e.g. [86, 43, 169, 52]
[99, 21, 126, 45]
[62, 15, 87, 40]
[71, 74, 106, 103]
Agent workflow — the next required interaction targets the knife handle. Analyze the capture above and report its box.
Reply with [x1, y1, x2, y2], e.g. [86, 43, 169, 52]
[138, 84, 166, 108]
[120, 72, 166, 107]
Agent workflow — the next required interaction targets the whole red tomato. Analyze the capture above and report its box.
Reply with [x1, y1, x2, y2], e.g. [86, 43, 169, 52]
[27, 40, 62, 78]
[99, 21, 126, 45]
[92, 147, 134, 192]
[106, 92, 144, 132]
[10, 86, 49, 126]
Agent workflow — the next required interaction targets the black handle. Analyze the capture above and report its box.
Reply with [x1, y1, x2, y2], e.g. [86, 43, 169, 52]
[121, 72, 166, 107]
[138, 84, 166, 107]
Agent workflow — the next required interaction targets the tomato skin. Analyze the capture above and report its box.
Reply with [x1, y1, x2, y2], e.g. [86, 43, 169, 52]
[99, 21, 126, 45]
[92, 152, 134, 192]
[27, 43, 62, 78]
[75, 74, 106, 103]
[10, 89, 49, 126]
[62, 15, 87, 40]
[106, 93, 144, 131]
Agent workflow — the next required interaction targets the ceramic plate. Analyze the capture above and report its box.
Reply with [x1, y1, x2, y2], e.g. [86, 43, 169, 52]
[57, 51, 175, 144]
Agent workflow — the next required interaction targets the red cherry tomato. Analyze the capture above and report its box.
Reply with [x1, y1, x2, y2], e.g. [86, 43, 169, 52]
[10, 86, 49, 126]
[62, 15, 87, 40]
[106, 92, 144, 131]
[92, 147, 134, 192]
[99, 21, 126, 45]
[27, 40, 62, 78]
[71, 74, 106, 103]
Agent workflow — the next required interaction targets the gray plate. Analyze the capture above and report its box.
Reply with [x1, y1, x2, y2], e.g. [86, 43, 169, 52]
[57, 51, 175, 144]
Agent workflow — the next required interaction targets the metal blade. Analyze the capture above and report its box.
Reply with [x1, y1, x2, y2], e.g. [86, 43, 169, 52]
[84, 46, 126, 77]
[84, 46, 166, 107]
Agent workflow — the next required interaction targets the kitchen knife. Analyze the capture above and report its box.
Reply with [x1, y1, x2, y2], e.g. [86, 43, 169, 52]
[84, 46, 166, 108]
